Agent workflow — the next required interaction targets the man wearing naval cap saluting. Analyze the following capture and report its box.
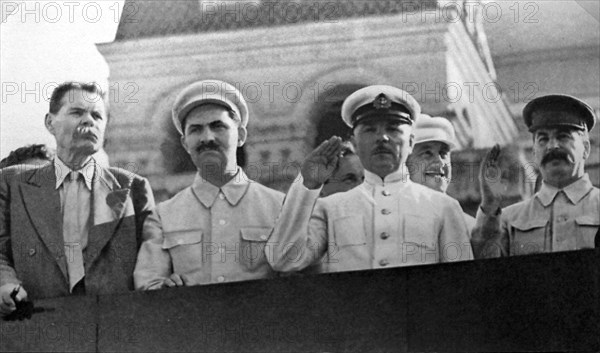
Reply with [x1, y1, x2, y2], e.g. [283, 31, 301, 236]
[134, 80, 284, 289]
[267, 85, 473, 273]
[472, 94, 599, 258]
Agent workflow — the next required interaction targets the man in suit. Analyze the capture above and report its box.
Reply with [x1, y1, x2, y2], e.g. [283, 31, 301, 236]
[0, 82, 155, 317]
[472, 95, 598, 257]
[134, 79, 284, 289]
[268, 85, 472, 273]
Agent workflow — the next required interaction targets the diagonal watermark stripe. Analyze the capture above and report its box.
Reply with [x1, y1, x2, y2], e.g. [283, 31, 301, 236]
[574, 0, 599, 22]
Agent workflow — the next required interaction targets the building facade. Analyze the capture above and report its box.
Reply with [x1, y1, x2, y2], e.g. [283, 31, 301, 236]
[98, 0, 598, 213]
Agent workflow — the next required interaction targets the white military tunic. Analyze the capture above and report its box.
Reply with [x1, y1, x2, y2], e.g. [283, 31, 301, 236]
[134, 169, 284, 289]
[267, 168, 473, 273]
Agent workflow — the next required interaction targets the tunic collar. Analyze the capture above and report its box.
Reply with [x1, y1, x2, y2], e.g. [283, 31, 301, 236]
[192, 167, 251, 208]
[536, 174, 593, 207]
[363, 165, 411, 188]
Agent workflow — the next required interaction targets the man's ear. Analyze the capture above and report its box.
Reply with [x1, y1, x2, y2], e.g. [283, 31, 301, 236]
[237, 126, 247, 147]
[180, 134, 191, 155]
[583, 136, 591, 160]
[405, 133, 414, 157]
[44, 113, 55, 135]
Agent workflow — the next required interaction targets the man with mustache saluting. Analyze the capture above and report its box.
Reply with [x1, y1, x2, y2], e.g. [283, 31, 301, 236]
[134, 80, 284, 289]
[1, 83, 155, 317]
[472, 95, 599, 258]
[268, 85, 472, 273]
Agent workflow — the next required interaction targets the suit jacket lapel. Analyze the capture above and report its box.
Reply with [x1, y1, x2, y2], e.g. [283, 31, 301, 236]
[20, 164, 68, 280]
[86, 167, 134, 267]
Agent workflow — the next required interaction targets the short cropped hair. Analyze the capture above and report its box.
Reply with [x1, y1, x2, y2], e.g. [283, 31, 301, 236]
[49, 82, 109, 119]
[0, 144, 54, 168]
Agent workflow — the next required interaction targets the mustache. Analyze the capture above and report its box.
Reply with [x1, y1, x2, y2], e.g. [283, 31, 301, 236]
[195, 141, 220, 153]
[541, 148, 574, 165]
[373, 144, 393, 154]
[74, 126, 98, 139]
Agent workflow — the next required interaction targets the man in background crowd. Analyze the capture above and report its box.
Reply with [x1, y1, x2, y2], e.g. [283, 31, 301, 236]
[0, 144, 53, 169]
[320, 140, 364, 198]
[407, 114, 475, 231]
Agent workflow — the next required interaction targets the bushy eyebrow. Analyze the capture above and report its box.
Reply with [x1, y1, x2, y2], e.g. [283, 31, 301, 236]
[535, 128, 575, 138]
[187, 120, 229, 128]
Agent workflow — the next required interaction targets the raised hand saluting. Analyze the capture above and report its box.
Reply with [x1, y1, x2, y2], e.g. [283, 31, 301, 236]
[479, 144, 503, 215]
[301, 136, 343, 190]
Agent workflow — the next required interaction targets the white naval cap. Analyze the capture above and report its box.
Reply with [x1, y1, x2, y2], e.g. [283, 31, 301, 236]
[341, 85, 421, 128]
[413, 114, 457, 150]
[172, 79, 249, 135]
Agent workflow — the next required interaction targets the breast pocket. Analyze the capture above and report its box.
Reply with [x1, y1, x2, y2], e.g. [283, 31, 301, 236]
[162, 229, 204, 274]
[332, 216, 366, 248]
[510, 219, 547, 255]
[329, 216, 368, 270]
[403, 214, 437, 249]
[240, 227, 271, 270]
[402, 214, 438, 264]
[574, 216, 599, 249]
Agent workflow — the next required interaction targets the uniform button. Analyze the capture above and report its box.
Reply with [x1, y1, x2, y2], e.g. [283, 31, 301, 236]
[260, 234, 268, 241]
[219, 194, 225, 200]
[379, 259, 389, 267]
[28, 248, 36, 256]
[177, 239, 184, 245]
[380, 232, 390, 239]
[381, 209, 391, 215]
[382, 190, 391, 196]
[557, 216, 568, 222]
[217, 276, 225, 283]
[219, 219, 226, 225]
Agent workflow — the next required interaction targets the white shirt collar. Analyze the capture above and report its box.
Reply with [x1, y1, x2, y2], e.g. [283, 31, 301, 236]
[54, 157, 95, 190]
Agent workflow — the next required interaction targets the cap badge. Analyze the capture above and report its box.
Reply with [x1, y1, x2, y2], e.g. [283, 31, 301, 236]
[373, 93, 391, 110]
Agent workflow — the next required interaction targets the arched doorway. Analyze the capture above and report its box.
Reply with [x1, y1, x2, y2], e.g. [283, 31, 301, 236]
[310, 83, 367, 146]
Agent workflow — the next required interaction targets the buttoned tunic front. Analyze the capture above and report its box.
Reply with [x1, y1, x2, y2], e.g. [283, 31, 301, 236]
[472, 174, 599, 258]
[268, 168, 473, 273]
[134, 169, 284, 289]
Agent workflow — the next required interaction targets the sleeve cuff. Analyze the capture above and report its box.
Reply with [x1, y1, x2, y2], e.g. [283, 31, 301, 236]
[294, 173, 323, 196]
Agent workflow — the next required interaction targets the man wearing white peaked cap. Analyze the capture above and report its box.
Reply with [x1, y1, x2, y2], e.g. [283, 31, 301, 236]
[268, 85, 473, 273]
[135, 79, 284, 289]
[407, 114, 475, 232]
